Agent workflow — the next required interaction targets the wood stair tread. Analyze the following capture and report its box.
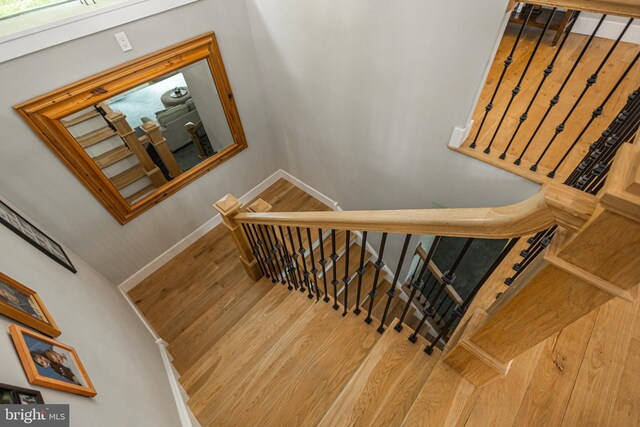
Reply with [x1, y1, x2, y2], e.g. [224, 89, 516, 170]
[181, 282, 310, 400]
[110, 164, 146, 190]
[194, 295, 360, 425]
[93, 145, 133, 168]
[77, 126, 117, 148]
[125, 184, 155, 205]
[318, 320, 438, 427]
[62, 109, 101, 127]
[169, 275, 272, 373]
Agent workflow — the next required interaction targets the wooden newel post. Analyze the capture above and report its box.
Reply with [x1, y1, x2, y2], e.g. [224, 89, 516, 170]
[213, 194, 264, 281]
[444, 144, 640, 387]
[141, 121, 183, 179]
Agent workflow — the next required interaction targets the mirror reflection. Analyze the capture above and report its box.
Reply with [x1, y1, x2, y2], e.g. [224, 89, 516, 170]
[63, 59, 234, 205]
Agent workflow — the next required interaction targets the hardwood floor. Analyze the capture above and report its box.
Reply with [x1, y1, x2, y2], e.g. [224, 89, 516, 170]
[130, 179, 640, 426]
[455, 20, 640, 184]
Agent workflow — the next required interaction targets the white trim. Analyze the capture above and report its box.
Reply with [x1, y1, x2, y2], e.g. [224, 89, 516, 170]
[0, 0, 200, 63]
[118, 285, 160, 340]
[277, 170, 339, 210]
[572, 14, 640, 45]
[156, 339, 194, 427]
[118, 169, 285, 292]
[447, 120, 474, 148]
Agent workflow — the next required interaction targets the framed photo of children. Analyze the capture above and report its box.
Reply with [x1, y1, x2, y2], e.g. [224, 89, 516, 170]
[0, 273, 61, 337]
[0, 383, 44, 404]
[9, 325, 97, 398]
[0, 200, 76, 273]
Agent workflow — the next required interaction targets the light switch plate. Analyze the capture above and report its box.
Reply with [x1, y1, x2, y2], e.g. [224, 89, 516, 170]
[114, 32, 132, 52]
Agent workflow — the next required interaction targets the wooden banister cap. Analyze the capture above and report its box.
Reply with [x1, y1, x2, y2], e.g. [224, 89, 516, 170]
[141, 121, 160, 132]
[106, 111, 126, 120]
[599, 144, 640, 223]
[246, 199, 272, 213]
[213, 194, 242, 216]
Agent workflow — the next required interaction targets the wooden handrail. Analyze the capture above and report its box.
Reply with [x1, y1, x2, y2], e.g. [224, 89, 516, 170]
[234, 184, 596, 239]
[530, 0, 639, 17]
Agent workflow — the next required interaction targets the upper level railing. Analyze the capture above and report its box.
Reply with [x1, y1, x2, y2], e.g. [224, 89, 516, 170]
[455, 2, 639, 185]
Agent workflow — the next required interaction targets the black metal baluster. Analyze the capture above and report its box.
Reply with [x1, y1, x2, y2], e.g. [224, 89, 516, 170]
[515, 14, 606, 165]
[278, 226, 298, 290]
[271, 225, 292, 289]
[425, 238, 473, 319]
[242, 224, 267, 277]
[297, 227, 313, 299]
[342, 231, 352, 316]
[354, 231, 368, 315]
[250, 224, 273, 280]
[500, 10, 578, 159]
[365, 233, 388, 324]
[264, 225, 286, 285]
[424, 238, 520, 354]
[396, 236, 442, 332]
[506, 234, 553, 286]
[548, 51, 640, 178]
[306, 228, 320, 301]
[377, 234, 412, 333]
[287, 226, 305, 292]
[330, 229, 340, 310]
[254, 224, 277, 283]
[318, 229, 330, 303]
[485, 8, 557, 154]
[470, 7, 534, 149]
[530, 18, 633, 171]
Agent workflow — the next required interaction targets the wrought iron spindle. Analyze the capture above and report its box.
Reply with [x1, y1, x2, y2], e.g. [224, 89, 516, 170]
[424, 238, 520, 354]
[377, 234, 412, 333]
[242, 224, 267, 277]
[271, 225, 292, 289]
[530, 18, 633, 171]
[330, 229, 340, 310]
[515, 14, 606, 165]
[296, 227, 313, 299]
[425, 238, 473, 319]
[254, 224, 277, 283]
[287, 226, 305, 292]
[485, 8, 557, 154]
[264, 225, 286, 285]
[318, 229, 330, 303]
[278, 226, 298, 290]
[396, 236, 442, 332]
[341, 231, 352, 316]
[470, 6, 533, 149]
[548, 52, 640, 178]
[354, 231, 368, 315]
[499, 10, 578, 159]
[566, 90, 639, 185]
[506, 234, 553, 285]
[306, 228, 320, 301]
[365, 233, 388, 324]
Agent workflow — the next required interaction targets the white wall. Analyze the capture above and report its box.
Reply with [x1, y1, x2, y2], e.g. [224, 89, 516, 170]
[246, 0, 539, 268]
[0, 199, 180, 427]
[0, 0, 279, 284]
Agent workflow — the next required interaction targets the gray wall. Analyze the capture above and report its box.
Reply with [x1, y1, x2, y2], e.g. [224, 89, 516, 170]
[0, 0, 279, 284]
[245, 0, 540, 269]
[0, 200, 179, 427]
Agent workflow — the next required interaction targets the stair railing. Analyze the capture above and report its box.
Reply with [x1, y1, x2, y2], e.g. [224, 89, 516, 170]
[215, 144, 639, 387]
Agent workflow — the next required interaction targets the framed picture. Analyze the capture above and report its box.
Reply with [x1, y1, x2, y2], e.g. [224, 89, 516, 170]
[0, 273, 60, 337]
[0, 200, 76, 273]
[0, 383, 44, 404]
[9, 325, 97, 397]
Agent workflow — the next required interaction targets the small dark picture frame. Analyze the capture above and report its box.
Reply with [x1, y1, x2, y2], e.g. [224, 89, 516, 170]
[0, 383, 44, 405]
[0, 200, 76, 273]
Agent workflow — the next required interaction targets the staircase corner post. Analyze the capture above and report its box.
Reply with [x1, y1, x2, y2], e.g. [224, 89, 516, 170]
[443, 144, 640, 388]
[213, 194, 263, 281]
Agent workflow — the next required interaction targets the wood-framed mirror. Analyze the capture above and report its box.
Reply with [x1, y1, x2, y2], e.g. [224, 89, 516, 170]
[15, 33, 247, 224]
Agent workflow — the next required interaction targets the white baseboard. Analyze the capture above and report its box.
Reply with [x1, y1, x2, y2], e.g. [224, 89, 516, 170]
[448, 120, 474, 149]
[277, 170, 339, 210]
[157, 339, 194, 427]
[572, 14, 640, 45]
